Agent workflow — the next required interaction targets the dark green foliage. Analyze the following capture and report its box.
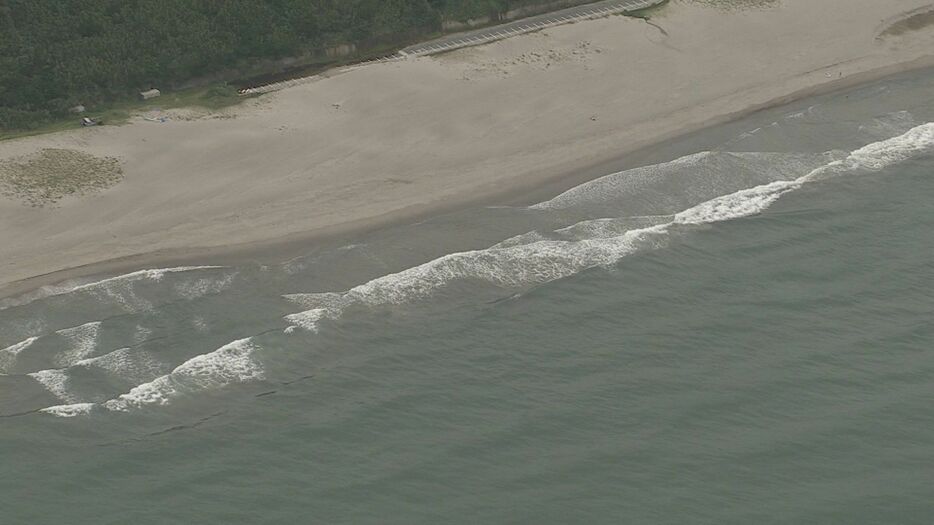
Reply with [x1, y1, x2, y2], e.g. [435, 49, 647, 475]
[0, 0, 582, 130]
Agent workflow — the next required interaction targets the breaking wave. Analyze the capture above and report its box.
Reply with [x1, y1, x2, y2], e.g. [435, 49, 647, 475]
[102, 338, 264, 412]
[283, 123, 934, 333]
[0, 337, 38, 373]
[29, 369, 78, 403]
[54, 322, 102, 368]
[32, 338, 263, 417]
[28, 122, 934, 416]
[530, 151, 841, 212]
[0, 266, 230, 312]
[40, 403, 95, 418]
[76, 347, 168, 384]
[1, 322, 102, 375]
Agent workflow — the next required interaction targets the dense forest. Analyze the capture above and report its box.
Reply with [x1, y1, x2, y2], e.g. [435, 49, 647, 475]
[0, 0, 592, 130]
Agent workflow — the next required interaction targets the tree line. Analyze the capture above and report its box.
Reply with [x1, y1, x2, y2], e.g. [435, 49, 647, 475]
[0, 0, 588, 130]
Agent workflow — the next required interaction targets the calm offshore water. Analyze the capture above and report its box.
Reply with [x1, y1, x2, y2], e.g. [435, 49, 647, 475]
[2, 69, 934, 523]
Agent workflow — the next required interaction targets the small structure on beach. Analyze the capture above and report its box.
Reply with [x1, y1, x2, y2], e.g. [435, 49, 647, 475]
[139, 88, 161, 100]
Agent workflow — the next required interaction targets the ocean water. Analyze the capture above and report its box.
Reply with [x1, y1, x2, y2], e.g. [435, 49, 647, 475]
[2, 69, 934, 523]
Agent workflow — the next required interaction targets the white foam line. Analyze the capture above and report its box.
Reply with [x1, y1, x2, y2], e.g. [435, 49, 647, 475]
[1, 336, 38, 357]
[103, 337, 264, 411]
[68, 266, 227, 293]
[283, 308, 338, 334]
[0, 336, 39, 373]
[40, 403, 95, 418]
[282, 123, 934, 334]
[34, 337, 262, 417]
[1, 266, 228, 311]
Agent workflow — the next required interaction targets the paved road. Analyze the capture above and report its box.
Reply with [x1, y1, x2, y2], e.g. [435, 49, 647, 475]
[241, 0, 665, 95]
[403, 0, 664, 56]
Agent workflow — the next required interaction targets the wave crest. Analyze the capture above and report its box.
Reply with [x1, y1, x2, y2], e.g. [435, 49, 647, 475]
[284, 123, 934, 333]
[0, 337, 38, 373]
[103, 338, 264, 411]
[40, 403, 95, 418]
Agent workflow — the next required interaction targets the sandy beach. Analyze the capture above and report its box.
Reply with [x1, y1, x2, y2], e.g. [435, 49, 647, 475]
[2, 0, 934, 298]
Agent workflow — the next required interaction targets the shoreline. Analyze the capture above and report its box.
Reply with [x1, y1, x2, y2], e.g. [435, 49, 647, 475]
[4, 56, 934, 302]
[3, 0, 934, 301]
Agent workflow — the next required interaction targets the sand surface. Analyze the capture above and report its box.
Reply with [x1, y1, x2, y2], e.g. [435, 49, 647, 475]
[3, 0, 934, 297]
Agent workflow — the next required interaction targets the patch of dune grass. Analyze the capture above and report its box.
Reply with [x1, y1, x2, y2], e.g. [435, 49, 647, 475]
[0, 149, 124, 207]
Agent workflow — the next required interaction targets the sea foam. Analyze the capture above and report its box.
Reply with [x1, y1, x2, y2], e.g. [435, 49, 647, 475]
[56, 266, 226, 295]
[0, 266, 228, 312]
[283, 123, 934, 333]
[283, 308, 336, 333]
[76, 347, 167, 384]
[840, 121, 934, 171]
[29, 369, 79, 403]
[530, 151, 839, 212]
[40, 403, 95, 418]
[103, 338, 264, 411]
[54, 322, 102, 368]
[0, 337, 38, 373]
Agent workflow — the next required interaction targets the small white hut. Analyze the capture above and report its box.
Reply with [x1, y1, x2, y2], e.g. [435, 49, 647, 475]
[139, 88, 161, 100]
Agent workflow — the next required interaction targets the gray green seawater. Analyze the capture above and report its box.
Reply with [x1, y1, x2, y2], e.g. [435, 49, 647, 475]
[2, 68, 934, 524]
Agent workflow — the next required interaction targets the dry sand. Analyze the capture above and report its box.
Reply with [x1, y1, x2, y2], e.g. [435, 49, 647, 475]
[3, 0, 934, 298]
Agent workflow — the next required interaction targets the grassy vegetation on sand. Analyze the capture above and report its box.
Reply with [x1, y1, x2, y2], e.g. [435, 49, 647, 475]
[0, 148, 124, 207]
[0, 84, 243, 142]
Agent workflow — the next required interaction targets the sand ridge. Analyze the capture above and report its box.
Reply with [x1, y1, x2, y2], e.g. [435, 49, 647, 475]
[2, 0, 934, 297]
